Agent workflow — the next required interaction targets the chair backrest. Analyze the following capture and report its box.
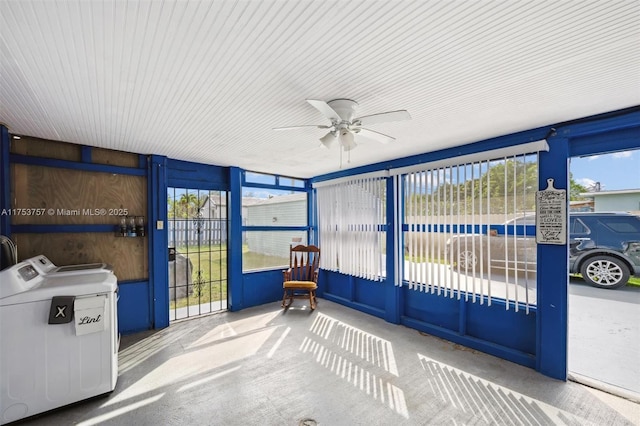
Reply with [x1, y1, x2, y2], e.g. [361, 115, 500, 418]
[289, 244, 320, 282]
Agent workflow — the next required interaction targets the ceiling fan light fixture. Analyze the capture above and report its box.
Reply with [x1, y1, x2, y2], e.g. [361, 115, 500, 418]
[339, 129, 357, 151]
[319, 131, 337, 148]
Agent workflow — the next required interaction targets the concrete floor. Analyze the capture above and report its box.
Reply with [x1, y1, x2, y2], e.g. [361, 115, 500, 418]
[18, 299, 640, 425]
[568, 280, 640, 398]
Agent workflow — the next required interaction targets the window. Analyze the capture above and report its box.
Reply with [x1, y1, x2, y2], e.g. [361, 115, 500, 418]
[394, 140, 548, 313]
[601, 217, 640, 233]
[570, 218, 589, 234]
[242, 172, 309, 271]
[315, 173, 387, 281]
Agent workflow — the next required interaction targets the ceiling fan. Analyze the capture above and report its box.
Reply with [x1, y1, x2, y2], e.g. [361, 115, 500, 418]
[274, 99, 411, 152]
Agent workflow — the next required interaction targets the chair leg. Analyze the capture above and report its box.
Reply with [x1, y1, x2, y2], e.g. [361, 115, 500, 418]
[282, 289, 290, 308]
[309, 290, 316, 310]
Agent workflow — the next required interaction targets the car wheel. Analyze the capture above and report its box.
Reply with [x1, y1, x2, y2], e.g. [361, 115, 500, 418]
[456, 249, 480, 273]
[580, 255, 630, 289]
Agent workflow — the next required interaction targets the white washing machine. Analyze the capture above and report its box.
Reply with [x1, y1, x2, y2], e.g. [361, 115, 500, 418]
[24, 254, 112, 277]
[0, 256, 119, 425]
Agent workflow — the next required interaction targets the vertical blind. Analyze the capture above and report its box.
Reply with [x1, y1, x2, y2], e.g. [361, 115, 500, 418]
[314, 173, 387, 281]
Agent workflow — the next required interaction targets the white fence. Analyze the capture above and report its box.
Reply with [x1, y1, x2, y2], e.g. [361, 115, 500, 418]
[168, 219, 227, 247]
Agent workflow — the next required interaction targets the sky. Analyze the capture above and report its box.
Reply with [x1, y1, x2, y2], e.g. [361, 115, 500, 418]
[569, 149, 640, 191]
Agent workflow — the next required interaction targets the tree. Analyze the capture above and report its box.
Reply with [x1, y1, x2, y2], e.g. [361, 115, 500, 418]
[569, 173, 589, 201]
[168, 192, 202, 218]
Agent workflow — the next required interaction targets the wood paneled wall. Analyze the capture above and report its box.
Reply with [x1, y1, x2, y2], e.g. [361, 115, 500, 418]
[13, 233, 148, 280]
[11, 165, 146, 225]
[10, 136, 148, 281]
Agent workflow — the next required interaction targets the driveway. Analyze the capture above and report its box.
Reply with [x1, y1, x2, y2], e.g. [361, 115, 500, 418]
[568, 277, 640, 397]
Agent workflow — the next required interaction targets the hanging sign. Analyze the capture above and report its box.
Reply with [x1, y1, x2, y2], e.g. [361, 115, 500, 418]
[536, 178, 567, 245]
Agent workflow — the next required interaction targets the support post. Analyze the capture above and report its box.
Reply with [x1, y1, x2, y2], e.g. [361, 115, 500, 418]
[384, 176, 401, 324]
[228, 167, 244, 311]
[148, 155, 169, 329]
[536, 136, 569, 380]
[0, 125, 10, 237]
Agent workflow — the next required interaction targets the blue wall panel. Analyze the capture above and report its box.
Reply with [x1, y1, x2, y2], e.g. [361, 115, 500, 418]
[166, 158, 229, 190]
[320, 270, 352, 300]
[402, 288, 459, 331]
[401, 288, 536, 368]
[320, 270, 386, 319]
[353, 278, 386, 311]
[118, 281, 151, 334]
[243, 269, 284, 307]
[465, 301, 536, 355]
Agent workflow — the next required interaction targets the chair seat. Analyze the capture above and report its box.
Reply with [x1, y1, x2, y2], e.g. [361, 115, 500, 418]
[283, 280, 317, 289]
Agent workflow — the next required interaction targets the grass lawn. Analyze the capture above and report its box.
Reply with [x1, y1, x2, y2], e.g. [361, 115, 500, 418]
[169, 244, 288, 310]
[170, 244, 227, 310]
[627, 276, 640, 287]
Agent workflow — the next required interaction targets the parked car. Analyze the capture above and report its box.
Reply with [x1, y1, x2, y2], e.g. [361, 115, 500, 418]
[447, 212, 640, 289]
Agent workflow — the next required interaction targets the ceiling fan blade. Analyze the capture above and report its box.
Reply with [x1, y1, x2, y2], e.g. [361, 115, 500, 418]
[357, 128, 396, 144]
[273, 124, 331, 131]
[356, 110, 411, 126]
[306, 99, 341, 122]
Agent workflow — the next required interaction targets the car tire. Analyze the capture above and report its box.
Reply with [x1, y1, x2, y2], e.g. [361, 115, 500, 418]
[579, 255, 630, 289]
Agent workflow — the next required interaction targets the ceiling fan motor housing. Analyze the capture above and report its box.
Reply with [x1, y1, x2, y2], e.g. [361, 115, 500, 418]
[327, 99, 359, 123]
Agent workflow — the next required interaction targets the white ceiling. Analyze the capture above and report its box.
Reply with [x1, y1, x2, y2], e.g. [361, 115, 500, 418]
[1, 1, 639, 179]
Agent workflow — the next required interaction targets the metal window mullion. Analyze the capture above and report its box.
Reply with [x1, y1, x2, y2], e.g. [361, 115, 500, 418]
[470, 163, 476, 304]
[394, 175, 402, 287]
[353, 180, 359, 278]
[512, 156, 519, 312]
[351, 181, 357, 277]
[359, 179, 365, 279]
[423, 171, 430, 293]
[416, 173, 421, 289]
[369, 179, 380, 281]
[419, 171, 425, 292]
[378, 178, 384, 280]
[477, 163, 483, 305]
[407, 173, 417, 289]
[374, 179, 378, 280]
[336, 184, 341, 272]
[486, 162, 492, 306]
[456, 165, 462, 300]
[448, 166, 454, 298]
[502, 158, 509, 310]
[429, 170, 435, 294]
[458, 165, 469, 301]
[347, 181, 354, 277]
[369, 179, 375, 281]
[436, 169, 442, 295]
[343, 182, 348, 274]
[366, 178, 373, 281]
[522, 156, 530, 314]
[332, 185, 339, 272]
[416, 172, 421, 291]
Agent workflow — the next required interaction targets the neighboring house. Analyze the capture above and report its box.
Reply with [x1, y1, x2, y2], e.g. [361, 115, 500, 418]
[579, 189, 640, 214]
[199, 193, 228, 220]
[245, 192, 307, 258]
[569, 199, 594, 212]
[201, 194, 269, 220]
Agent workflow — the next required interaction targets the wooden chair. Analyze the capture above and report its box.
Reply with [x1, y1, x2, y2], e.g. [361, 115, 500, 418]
[282, 244, 320, 310]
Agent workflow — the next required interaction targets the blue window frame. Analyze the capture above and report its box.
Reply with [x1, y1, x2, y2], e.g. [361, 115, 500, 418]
[241, 171, 311, 271]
